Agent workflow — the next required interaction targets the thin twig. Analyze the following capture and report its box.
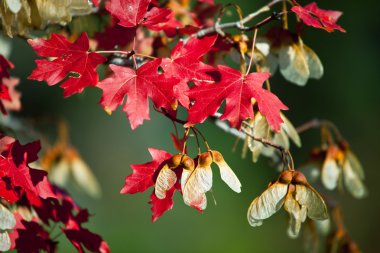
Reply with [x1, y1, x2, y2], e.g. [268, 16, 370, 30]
[296, 118, 344, 141]
[240, 124, 285, 152]
[195, 0, 284, 38]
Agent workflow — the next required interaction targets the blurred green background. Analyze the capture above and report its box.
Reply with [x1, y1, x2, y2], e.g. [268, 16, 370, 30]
[4, 0, 380, 252]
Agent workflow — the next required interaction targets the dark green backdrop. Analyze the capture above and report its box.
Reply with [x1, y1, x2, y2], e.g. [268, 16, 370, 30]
[6, 0, 380, 252]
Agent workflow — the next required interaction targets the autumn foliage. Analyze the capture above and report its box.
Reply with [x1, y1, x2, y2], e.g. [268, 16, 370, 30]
[0, 0, 366, 252]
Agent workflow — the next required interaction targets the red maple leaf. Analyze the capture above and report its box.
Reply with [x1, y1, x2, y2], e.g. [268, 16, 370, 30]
[185, 65, 288, 131]
[0, 54, 13, 80]
[120, 148, 172, 194]
[291, 2, 346, 33]
[161, 35, 217, 82]
[95, 20, 136, 50]
[105, 0, 171, 30]
[63, 219, 110, 253]
[28, 32, 106, 97]
[97, 59, 179, 129]
[31, 186, 109, 252]
[9, 213, 56, 253]
[0, 54, 14, 115]
[149, 186, 175, 222]
[161, 35, 217, 107]
[0, 139, 55, 206]
[121, 148, 181, 221]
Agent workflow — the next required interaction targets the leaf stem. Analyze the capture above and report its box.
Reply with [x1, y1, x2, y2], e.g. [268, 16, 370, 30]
[246, 28, 258, 75]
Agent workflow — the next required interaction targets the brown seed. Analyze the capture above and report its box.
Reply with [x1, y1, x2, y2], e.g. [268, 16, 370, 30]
[181, 155, 194, 170]
[170, 154, 182, 167]
[292, 171, 308, 185]
[279, 170, 293, 184]
[199, 152, 213, 167]
[211, 150, 223, 163]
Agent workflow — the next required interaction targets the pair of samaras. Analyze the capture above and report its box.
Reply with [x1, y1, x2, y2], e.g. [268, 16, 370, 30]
[154, 151, 241, 210]
[247, 171, 328, 238]
[322, 145, 367, 198]
[242, 113, 301, 162]
[255, 28, 323, 86]
[154, 154, 193, 199]
[0, 203, 16, 251]
[182, 151, 241, 210]
[41, 144, 101, 198]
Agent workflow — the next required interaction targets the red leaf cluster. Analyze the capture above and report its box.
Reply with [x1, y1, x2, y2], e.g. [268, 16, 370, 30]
[0, 134, 109, 252]
[0, 135, 55, 206]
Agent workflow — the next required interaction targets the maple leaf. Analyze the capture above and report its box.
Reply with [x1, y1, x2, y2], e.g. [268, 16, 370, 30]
[291, 2, 346, 33]
[149, 186, 175, 222]
[105, 0, 171, 30]
[95, 21, 136, 50]
[0, 54, 14, 115]
[0, 179, 18, 203]
[120, 148, 172, 194]
[32, 186, 109, 252]
[28, 32, 106, 97]
[0, 55, 13, 80]
[63, 219, 110, 253]
[121, 148, 183, 221]
[161, 35, 217, 82]
[185, 65, 288, 131]
[97, 59, 179, 129]
[161, 35, 217, 107]
[0, 139, 55, 206]
[9, 213, 56, 253]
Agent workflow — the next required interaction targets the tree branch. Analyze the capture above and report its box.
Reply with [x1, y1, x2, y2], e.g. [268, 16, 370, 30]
[195, 0, 285, 38]
[296, 118, 344, 141]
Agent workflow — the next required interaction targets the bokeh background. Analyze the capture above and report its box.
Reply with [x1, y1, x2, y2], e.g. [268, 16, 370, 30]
[4, 0, 380, 252]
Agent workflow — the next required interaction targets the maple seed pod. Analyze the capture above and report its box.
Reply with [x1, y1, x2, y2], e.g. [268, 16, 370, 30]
[292, 171, 308, 185]
[279, 170, 293, 184]
[199, 152, 213, 167]
[287, 183, 296, 193]
[170, 154, 182, 168]
[211, 150, 223, 163]
[181, 155, 194, 171]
